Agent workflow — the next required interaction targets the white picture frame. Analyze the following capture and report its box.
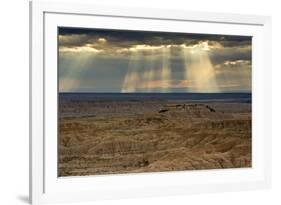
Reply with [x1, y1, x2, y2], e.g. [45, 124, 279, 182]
[29, 1, 272, 204]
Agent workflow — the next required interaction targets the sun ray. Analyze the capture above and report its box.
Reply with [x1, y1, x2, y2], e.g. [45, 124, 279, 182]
[121, 50, 142, 92]
[182, 43, 219, 93]
[160, 46, 171, 92]
[59, 52, 96, 92]
[141, 49, 156, 92]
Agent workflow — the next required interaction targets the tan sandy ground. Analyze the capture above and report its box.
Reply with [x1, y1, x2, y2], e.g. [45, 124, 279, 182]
[58, 100, 251, 176]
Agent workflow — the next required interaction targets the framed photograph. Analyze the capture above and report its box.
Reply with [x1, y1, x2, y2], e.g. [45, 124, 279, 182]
[30, 1, 271, 204]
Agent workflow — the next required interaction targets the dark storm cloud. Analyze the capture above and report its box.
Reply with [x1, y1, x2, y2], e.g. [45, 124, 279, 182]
[210, 46, 252, 65]
[59, 27, 252, 50]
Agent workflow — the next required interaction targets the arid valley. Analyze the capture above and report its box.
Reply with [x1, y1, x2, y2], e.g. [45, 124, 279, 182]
[58, 93, 251, 176]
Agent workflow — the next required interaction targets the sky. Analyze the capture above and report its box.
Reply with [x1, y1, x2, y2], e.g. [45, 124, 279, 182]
[58, 27, 252, 93]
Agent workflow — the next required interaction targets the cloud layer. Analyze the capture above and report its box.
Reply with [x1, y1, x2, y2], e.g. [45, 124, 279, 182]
[58, 27, 252, 93]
